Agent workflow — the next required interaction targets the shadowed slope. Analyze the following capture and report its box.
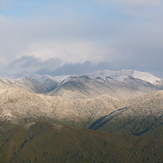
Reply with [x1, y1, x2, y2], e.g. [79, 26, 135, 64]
[89, 91, 163, 137]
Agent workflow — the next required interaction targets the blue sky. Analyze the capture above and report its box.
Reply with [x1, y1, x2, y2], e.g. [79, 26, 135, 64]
[0, 0, 163, 77]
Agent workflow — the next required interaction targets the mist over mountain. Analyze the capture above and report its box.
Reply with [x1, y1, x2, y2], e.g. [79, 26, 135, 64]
[2, 55, 163, 80]
[1, 56, 64, 75]
[1, 56, 112, 76]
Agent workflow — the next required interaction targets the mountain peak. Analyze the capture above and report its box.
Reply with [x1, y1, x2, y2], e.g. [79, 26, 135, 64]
[87, 69, 161, 84]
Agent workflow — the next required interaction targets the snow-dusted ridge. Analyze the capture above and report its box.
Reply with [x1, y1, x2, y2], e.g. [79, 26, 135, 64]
[0, 69, 162, 99]
[86, 69, 162, 84]
[1, 69, 161, 85]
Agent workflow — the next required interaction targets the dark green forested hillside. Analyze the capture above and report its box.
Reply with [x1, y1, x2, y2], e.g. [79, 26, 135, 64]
[0, 121, 163, 163]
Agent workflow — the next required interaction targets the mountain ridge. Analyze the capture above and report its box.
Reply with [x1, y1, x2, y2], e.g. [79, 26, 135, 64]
[1, 69, 163, 162]
[1, 86, 163, 135]
[1, 69, 162, 100]
[1, 69, 163, 134]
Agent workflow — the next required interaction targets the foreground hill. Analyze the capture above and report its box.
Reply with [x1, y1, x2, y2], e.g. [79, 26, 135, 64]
[1, 122, 163, 163]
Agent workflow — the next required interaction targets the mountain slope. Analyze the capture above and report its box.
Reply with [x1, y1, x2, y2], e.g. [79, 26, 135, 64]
[89, 90, 163, 138]
[13, 77, 50, 94]
[0, 87, 126, 127]
[1, 70, 163, 162]
[87, 69, 162, 84]
[0, 88, 53, 122]
[48, 75, 148, 99]
[47, 69, 163, 99]
[1, 122, 163, 163]
[123, 76, 159, 92]
[2, 86, 163, 134]
[0, 79, 18, 93]
[1, 69, 162, 100]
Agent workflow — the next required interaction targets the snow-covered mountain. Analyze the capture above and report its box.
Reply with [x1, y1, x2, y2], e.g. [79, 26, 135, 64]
[0, 69, 162, 99]
[1, 69, 163, 141]
[46, 69, 163, 99]
[1, 70, 163, 163]
[86, 69, 162, 84]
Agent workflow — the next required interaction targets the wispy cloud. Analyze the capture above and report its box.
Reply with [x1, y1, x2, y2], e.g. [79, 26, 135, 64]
[0, 16, 120, 65]
[25, 40, 119, 64]
[2, 56, 64, 75]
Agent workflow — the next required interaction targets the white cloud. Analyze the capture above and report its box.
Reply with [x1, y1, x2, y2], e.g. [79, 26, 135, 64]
[0, 5, 163, 77]
[0, 17, 120, 65]
[24, 40, 119, 64]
